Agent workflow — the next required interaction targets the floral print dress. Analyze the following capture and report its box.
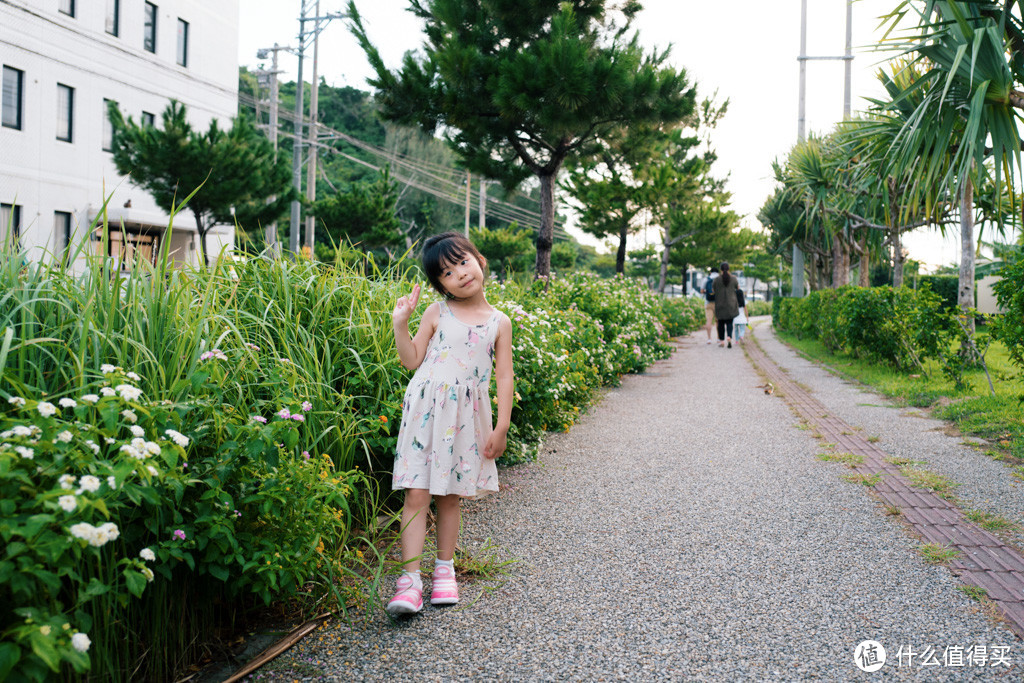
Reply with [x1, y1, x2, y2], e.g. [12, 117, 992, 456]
[393, 300, 499, 496]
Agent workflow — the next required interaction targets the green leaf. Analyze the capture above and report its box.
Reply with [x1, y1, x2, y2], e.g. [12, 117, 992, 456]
[124, 569, 147, 598]
[79, 577, 111, 602]
[208, 564, 230, 582]
[0, 643, 21, 680]
[28, 632, 61, 672]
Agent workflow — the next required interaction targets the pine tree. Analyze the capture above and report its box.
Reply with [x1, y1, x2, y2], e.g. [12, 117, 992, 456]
[348, 0, 695, 277]
[110, 100, 295, 266]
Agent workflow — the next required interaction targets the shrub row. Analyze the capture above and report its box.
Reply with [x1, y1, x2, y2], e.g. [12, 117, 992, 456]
[772, 286, 949, 370]
[1, 245, 701, 680]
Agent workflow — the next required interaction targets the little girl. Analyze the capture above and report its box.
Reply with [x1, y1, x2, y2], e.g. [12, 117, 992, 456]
[387, 231, 514, 615]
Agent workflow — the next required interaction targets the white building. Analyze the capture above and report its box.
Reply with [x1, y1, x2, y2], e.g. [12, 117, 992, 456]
[0, 0, 239, 270]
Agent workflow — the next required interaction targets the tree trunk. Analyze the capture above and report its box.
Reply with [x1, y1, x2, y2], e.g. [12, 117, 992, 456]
[858, 231, 869, 287]
[959, 176, 976, 337]
[892, 228, 904, 288]
[534, 172, 556, 279]
[615, 220, 628, 274]
[807, 254, 819, 291]
[657, 228, 671, 293]
[831, 237, 847, 287]
[193, 209, 210, 268]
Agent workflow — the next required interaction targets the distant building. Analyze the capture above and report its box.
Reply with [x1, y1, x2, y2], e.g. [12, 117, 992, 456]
[0, 0, 240, 271]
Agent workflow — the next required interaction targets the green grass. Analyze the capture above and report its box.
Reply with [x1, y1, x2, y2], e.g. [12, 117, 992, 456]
[919, 543, 961, 565]
[778, 331, 1024, 458]
[816, 451, 864, 467]
[964, 509, 1020, 533]
[842, 472, 884, 487]
[900, 466, 961, 500]
[956, 584, 989, 601]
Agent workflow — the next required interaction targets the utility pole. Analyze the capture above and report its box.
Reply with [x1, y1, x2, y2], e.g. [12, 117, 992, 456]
[287, 1, 347, 257]
[478, 176, 487, 229]
[304, 0, 321, 256]
[464, 170, 471, 236]
[256, 43, 292, 257]
[794, 0, 853, 296]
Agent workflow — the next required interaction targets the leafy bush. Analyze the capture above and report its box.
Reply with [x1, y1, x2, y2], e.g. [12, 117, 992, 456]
[992, 258, 1024, 373]
[660, 297, 706, 336]
[773, 286, 950, 370]
[747, 300, 772, 317]
[918, 275, 959, 311]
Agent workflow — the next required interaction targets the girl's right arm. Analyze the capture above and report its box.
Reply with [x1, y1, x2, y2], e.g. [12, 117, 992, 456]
[393, 284, 439, 370]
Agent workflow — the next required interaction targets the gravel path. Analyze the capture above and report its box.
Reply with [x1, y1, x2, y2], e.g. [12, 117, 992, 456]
[263, 325, 1024, 681]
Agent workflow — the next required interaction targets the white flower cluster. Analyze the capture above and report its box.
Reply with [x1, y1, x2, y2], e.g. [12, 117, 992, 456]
[2, 424, 39, 439]
[69, 521, 119, 547]
[164, 429, 189, 448]
[8, 396, 26, 407]
[37, 401, 57, 418]
[58, 398, 77, 409]
[80, 394, 100, 404]
[119, 437, 161, 460]
[100, 364, 118, 374]
[59, 473, 116, 491]
[71, 632, 91, 652]
[115, 384, 143, 402]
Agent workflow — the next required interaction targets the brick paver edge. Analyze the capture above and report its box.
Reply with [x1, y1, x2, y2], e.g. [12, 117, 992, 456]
[742, 324, 1024, 640]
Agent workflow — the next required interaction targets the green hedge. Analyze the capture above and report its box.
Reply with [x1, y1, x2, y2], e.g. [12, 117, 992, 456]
[774, 286, 950, 370]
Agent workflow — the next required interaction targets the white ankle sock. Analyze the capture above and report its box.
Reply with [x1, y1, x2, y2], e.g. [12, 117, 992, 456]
[403, 570, 422, 589]
[434, 558, 454, 571]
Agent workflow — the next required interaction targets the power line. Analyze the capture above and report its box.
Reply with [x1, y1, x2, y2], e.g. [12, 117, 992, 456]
[238, 91, 570, 239]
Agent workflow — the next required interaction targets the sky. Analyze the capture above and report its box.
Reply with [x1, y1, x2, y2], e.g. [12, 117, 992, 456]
[238, 0, 988, 272]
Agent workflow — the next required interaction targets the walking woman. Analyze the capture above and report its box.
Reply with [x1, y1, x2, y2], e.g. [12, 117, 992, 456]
[712, 261, 740, 348]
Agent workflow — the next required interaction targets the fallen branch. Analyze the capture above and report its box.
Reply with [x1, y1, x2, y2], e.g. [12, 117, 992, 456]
[221, 613, 332, 683]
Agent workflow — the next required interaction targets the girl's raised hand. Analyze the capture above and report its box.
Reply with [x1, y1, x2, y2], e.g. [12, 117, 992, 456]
[392, 283, 421, 325]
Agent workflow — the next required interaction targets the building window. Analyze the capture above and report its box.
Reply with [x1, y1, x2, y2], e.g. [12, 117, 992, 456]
[54, 211, 73, 262]
[56, 83, 74, 142]
[1, 203, 21, 248]
[102, 99, 116, 152]
[144, 3, 157, 53]
[59, 0, 74, 17]
[101, 227, 161, 268]
[141, 111, 155, 128]
[105, 0, 119, 36]
[176, 19, 189, 67]
[2, 66, 23, 130]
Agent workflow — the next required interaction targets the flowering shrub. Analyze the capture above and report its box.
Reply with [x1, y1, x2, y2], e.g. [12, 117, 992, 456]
[1, 369, 187, 678]
[540, 273, 676, 382]
[0, 363, 364, 680]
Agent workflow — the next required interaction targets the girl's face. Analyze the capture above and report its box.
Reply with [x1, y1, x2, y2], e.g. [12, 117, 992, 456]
[439, 252, 485, 299]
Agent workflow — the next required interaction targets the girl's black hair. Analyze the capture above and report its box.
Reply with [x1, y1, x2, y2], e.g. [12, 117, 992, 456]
[421, 231, 487, 298]
[720, 261, 731, 287]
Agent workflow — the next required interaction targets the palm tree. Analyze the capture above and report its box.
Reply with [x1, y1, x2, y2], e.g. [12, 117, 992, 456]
[873, 1, 1024, 336]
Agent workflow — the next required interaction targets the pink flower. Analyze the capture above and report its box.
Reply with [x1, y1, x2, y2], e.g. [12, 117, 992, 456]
[172, 529, 186, 541]
[276, 409, 291, 420]
[290, 414, 305, 422]
[301, 401, 312, 412]
[251, 415, 267, 424]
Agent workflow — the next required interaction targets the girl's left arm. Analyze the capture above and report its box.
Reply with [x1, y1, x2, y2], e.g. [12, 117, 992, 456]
[484, 313, 515, 460]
